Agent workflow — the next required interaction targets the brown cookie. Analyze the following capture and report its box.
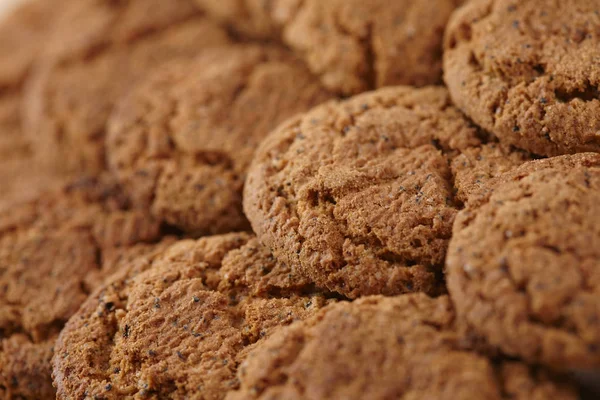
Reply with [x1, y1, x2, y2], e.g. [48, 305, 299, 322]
[227, 294, 578, 400]
[53, 233, 334, 399]
[444, 0, 600, 157]
[196, 0, 460, 94]
[280, 0, 460, 94]
[107, 45, 331, 235]
[447, 153, 600, 369]
[0, 0, 72, 160]
[0, 176, 164, 399]
[23, 0, 231, 175]
[451, 141, 533, 204]
[244, 86, 483, 298]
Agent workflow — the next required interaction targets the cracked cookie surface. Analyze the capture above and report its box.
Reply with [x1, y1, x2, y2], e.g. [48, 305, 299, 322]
[447, 153, 600, 369]
[444, 0, 600, 156]
[53, 233, 333, 399]
[244, 86, 482, 298]
[227, 294, 578, 400]
[195, 0, 459, 94]
[24, 0, 231, 175]
[107, 45, 331, 235]
[0, 176, 163, 399]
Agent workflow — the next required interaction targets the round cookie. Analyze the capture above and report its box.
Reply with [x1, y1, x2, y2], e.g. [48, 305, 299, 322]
[53, 233, 334, 399]
[107, 45, 331, 235]
[24, 0, 231, 175]
[194, 0, 460, 94]
[244, 86, 482, 298]
[0, 176, 164, 399]
[227, 294, 578, 400]
[447, 153, 600, 368]
[444, 0, 600, 157]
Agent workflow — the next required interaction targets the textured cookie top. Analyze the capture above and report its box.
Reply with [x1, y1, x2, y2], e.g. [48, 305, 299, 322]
[228, 294, 578, 400]
[53, 233, 333, 400]
[447, 153, 600, 369]
[107, 45, 331, 235]
[0, 177, 163, 399]
[444, 0, 600, 156]
[24, 0, 231, 175]
[194, 0, 459, 94]
[244, 86, 482, 298]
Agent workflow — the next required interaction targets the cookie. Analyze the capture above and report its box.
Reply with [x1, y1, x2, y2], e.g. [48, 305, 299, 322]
[447, 153, 600, 368]
[244, 86, 483, 298]
[195, 0, 459, 94]
[227, 294, 578, 400]
[451, 142, 533, 204]
[23, 0, 231, 175]
[0, 0, 72, 159]
[107, 45, 331, 235]
[444, 0, 600, 157]
[0, 176, 164, 399]
[53, 233, 334, 399]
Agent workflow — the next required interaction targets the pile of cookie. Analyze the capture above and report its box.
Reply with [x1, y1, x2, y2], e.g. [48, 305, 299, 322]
[0, 0, 598, 398]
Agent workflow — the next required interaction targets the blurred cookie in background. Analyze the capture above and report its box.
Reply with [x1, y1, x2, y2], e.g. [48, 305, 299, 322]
[194, 0, 461, 94]
[107, 44, 332, 235]
[0, 0, 75, 154]
[23, 0, 232, 176]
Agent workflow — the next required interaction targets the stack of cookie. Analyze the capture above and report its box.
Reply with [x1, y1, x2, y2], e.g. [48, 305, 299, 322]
[0, 0, 598, 398]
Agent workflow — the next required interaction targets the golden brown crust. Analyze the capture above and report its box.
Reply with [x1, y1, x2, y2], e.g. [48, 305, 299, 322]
[228, 295, 578, 400]
[447, 153, 600, 369]
[53, 233, 334, 399]
[106, 45, 332, 234]
[244, 86, 481, 298]
[23, 0, 231, 175]
[444, 0, 600, 156]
